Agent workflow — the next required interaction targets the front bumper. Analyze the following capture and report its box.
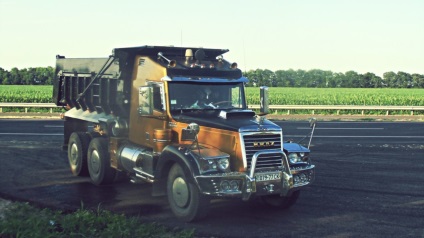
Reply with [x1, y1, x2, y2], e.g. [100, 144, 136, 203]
[195, 150, 315, 200]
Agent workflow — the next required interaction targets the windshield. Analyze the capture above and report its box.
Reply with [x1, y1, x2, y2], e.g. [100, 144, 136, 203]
[168, 82, 246, 111]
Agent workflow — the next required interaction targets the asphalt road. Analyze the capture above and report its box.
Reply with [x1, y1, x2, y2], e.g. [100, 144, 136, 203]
[0, 119, 423, 237]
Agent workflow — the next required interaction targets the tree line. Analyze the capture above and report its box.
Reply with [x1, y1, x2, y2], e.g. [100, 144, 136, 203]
[244, 69, 424, 88]
[1, 66, 423, 88]
[0, 67, 54, 85]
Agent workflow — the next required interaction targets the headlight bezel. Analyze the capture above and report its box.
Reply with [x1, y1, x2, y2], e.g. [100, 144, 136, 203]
[191, 148, 231, 173]
[287, 152, 310, 164]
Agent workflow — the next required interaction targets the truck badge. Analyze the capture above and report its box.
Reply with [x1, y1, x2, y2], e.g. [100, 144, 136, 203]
[253, 141, 274, 147]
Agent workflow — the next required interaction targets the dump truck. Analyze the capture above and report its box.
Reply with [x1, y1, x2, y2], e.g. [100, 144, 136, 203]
[52, 45, 316, 222]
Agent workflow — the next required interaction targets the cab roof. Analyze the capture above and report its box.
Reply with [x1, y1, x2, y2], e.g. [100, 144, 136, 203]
[113, 45, 229, 59]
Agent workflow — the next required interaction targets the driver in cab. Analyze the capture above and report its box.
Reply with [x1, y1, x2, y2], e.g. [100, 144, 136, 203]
[190, 87, 220, 109]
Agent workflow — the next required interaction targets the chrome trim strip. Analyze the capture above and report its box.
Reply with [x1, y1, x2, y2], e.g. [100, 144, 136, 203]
[290, 164, 315, 174]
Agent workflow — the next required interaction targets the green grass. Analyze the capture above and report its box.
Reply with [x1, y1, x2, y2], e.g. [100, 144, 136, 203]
[0, 202, 193, 238]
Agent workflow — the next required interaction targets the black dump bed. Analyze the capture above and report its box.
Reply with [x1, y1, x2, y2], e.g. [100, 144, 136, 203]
[52, 56, 122, 115]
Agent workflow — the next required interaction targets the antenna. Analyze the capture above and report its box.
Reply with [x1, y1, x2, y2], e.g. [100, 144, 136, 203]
[243, 38, 247, 73]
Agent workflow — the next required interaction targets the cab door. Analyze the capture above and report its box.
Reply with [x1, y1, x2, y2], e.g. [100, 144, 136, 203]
[129, 82, 168, 148]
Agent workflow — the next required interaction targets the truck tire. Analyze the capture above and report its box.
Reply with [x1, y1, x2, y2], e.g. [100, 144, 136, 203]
[261, 190, 300, 209]
[87, 137, 116, 185]
[167, 163, 210, 222]
[68, 132, 90, 176]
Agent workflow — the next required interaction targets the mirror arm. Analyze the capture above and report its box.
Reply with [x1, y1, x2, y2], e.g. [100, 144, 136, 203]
[307, 118, 317, 149]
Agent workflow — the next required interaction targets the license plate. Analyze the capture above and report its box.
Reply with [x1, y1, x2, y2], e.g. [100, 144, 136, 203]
[255, 173, 281, 182]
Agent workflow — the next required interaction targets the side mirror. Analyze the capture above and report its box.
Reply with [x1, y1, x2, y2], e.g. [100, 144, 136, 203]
[182, 123, 200, 141]
[187, 123, 200, 134]
[138, 86, 153, 115]
[259, 86, 269, 116]
[309, 118, 317, 128]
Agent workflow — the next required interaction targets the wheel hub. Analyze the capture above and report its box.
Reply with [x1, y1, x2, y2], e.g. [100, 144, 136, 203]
[90, 150, 100, 173]
[70, 143, 78, 165]
[172, 177, 189, 208]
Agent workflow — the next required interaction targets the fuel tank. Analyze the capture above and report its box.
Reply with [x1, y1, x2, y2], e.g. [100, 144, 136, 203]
[116, 142, 154, 175]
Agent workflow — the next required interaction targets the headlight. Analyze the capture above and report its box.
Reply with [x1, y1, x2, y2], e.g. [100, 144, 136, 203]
[230, 180, 239, 191]
[221, 180, 230, 191]
[288, 153, 301, 164]
[301, 153, 309, 162]
[220, 180, 240, 192]
[217, 158, 229, 171]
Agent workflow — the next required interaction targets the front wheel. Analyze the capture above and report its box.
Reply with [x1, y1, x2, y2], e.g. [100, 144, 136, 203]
[87, 137, 116, 185]
[260, 190, 300, 209]
[167, 163, 210, 222]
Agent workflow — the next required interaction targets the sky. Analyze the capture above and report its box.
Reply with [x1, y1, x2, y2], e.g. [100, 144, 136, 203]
[0, 0, 423, 76]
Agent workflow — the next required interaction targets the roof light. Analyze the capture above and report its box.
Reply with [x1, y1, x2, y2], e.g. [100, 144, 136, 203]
[185, 49, 193, 64]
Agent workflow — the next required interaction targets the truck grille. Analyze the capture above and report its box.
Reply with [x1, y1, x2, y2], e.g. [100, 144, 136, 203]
[242, 133, 283, 170]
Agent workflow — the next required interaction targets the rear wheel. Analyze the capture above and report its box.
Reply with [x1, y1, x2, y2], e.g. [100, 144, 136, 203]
[261, 190, 300, 209]
[167, 163, 210, 222]
[87, 137, 116, 185]
[67, 132, 90, 176]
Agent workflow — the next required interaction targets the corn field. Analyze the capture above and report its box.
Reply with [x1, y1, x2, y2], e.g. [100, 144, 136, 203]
[0, 85, 52, 103]
[0, 86, 423, 115]
[0, 85, 54, 112]
[245, 87, 424, 106]
[246, 87, 424, 115]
